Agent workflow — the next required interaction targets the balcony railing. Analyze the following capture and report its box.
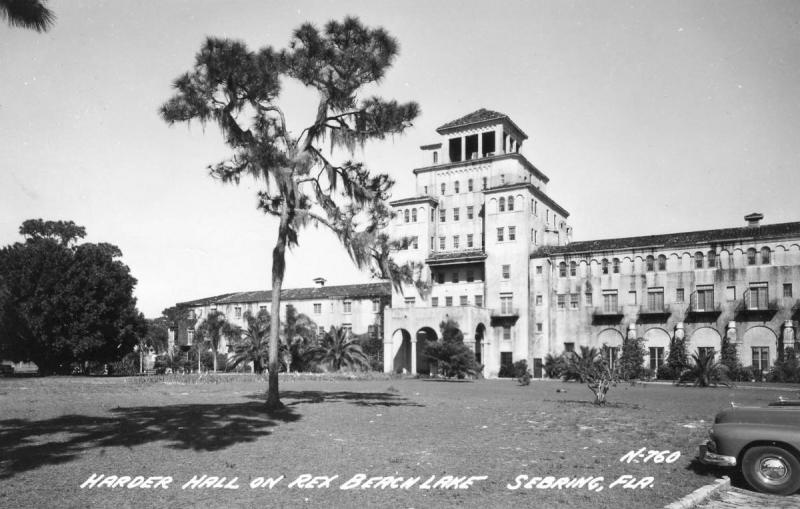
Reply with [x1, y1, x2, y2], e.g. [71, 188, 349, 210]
[592, 306, 624, 317]
[735, 290, 778, 319]
[686, 291, 721, 317]
[491, 307, 519, 318]
[638, 304, 671, 318]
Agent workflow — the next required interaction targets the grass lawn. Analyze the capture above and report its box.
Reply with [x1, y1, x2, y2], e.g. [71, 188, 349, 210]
[1, 375, 798, 508]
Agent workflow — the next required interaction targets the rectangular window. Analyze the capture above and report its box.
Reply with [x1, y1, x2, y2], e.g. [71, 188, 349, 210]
[784, 283, 793, 298]
[628, 291, 637, 305]
[187, 329, 194, 345]
[460, 296, 468, 306]
[467, 234, 474, 248]
[466, 206, 474, 219]
[570, 293, 579, 309]
[536, 322, 543, 332]
[500, 352, 513, 367]
[404, 297, 415, 307]
[647, 288, 664, 311]
[468, 179, 473, 192]
[451, 271, 459, 283]
[497, 227, 504, 242]
[234, 306, 242, 318]
[557, 294, 566, 310]
[752, 347, 769, 372]
[502, 264, 510, 279]
[603, 291, 618, 313]
[343, 301, 352, 313]
[424, 185, 428, 194]
[695, 285, 714, 311]
[313, 303, 322, 314]
[676, 288, 685, 303]
[570, 263, 577, 277]
[564, 342, 575, 353]
[466, 270, 474, 282]
[748, 282, 768, 310]
[607, 347, 619, 370]
[474, 295, 483, 307]
[259, 305, 267, 312]
[439, 237, 445, 250]
[453, 236, 459, 249]
[372, 299, 380, 313]
[502, 326, 511, 340]
[436, 272, 445, 284]
[536, 265, 542, 275]
[412, 236, 418, 249]
[535, 294, 543, 306]
[726, 286, 736, 301]
[482, 177, 487, 190]
[342, 324, 352, 335]
[368, 324, 376, 339]
[508, 226, 516, 241]
[500, 294, 514, 314]
[585, 292, 593, 306]
[454, 181, 460, 193]
[649, 347, 665, 371]
[441, 182, 446, 195]
[453, 208, 460, 221]
[445, 296, 453, 306]
[440, 209, 446, 222]
[432, 297, 439, 307]
[431, 208, 435, 221]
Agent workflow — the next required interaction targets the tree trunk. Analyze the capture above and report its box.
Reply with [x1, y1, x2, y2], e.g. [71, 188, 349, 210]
[266, 208, 290, 410]
[212, 344, 218, 372]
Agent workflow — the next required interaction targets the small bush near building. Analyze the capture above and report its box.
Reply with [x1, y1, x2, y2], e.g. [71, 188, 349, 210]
[618, 337, 646, 381]
[499, 359, 529, 379]
[768, 348, 800, 383]
[544, 353, 567, 379]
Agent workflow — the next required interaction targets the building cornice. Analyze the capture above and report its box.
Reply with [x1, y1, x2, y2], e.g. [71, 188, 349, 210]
[412, 152, 549, 184]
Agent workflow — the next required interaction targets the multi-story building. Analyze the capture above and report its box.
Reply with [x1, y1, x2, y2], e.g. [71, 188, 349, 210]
[384, 109, 572, 376]
[532, 213, 800, 377]
[383, 109, 800, 378]
[173, 280, 391, 353]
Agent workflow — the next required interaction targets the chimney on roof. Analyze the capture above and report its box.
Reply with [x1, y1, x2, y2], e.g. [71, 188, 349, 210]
[744, 212, 764, 227]
[313, 277, 327, 287]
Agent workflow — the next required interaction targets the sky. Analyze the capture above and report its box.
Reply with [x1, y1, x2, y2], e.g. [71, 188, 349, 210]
[2, 0, 799, 318]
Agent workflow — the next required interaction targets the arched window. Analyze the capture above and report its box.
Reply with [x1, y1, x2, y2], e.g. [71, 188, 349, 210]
[645, 255, 654, 272]
[440, 182, 446, 195]
[601, 258, 609, 275]
[707, 250, 716, 268]
[411, 209, 417, 222]
[507, 195, 514, 211]
[454, 181, 460, 193]
[694, 252, 704, 269]
[612, 258, 620, 274]
[658, 255, 667, 271]
[569, 261, 577, 277]
[499, 197, 506, 212]
[747, 248, 757, 265]
[559, 262, 567, 278]
[404, 209, 409, 223]
[760, 247, 771, 264]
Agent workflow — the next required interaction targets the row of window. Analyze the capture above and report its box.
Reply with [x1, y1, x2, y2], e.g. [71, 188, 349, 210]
[496, 226, 516, 242]
[439, 206, 475, 222]
[434, 233, 477, 251]
[434, 268, 484, 284]
[557, 247, 775, 277]
[548, 282, 793, 311]
[424, 178, 487, 196]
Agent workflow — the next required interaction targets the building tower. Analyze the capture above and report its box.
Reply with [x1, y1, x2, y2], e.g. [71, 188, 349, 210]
[383, 109, 572, 376]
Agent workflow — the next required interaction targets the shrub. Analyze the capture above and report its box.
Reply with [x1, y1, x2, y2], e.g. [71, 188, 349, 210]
[656, 363, 675, 380]
[424, 319, 480, 379]
[677, 349, 732, 387]
[666, 336, 689, 378]
[618, 337, 646, 381]
[768, 348, 800, 383]
[544, 353, 567, 379]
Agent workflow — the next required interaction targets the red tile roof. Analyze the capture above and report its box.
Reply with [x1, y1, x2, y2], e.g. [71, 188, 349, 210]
[437, 108, 508, 131]
[177, 282, 391, 307]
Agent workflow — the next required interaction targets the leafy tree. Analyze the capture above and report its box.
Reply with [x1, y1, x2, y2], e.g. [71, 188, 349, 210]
[0, 0, 55, 32]
[677, 349, 732, 387]
[196, 310, 237, 372]
[719, 335, 745, 380]
[161, 17, 419, 409]
[618, 337, 646, 380]
[0, 220, 144, 374]
[282, 304, 317, 372]
[564, 346, 620, 405]
[423, 319, 480, 379]
[768, 347, 800, 383]
[664, 334, 689, 380]
[306, 326, 369, 371]
[227, 309, 273, 374]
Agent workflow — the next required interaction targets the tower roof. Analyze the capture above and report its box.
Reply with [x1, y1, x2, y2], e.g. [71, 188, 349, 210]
[436, 108, 508, 131]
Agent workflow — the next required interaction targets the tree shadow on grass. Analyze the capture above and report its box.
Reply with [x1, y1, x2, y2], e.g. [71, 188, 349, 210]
[249, 390, 425, 407]
[543, 399, 643, 410]
[0, 401, 299, 480]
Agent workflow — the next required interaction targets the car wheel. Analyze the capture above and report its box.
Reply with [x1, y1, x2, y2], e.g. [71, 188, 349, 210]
[741, 445, 800, 495]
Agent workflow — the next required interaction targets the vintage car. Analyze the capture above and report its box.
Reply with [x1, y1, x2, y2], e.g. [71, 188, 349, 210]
[699, 402, 800, 495]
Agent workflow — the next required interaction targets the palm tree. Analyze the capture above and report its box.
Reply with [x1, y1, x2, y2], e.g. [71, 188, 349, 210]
[282, 304, 317, 372]
[160, 18, 419, 409]
[227, 309, 273, 374]
[564, 346, 619, 405]
[196, 310, 235, 372]
[678, 349, 732, 387]
[1, 0, 55, 32]
[306, 326, 369, 372]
